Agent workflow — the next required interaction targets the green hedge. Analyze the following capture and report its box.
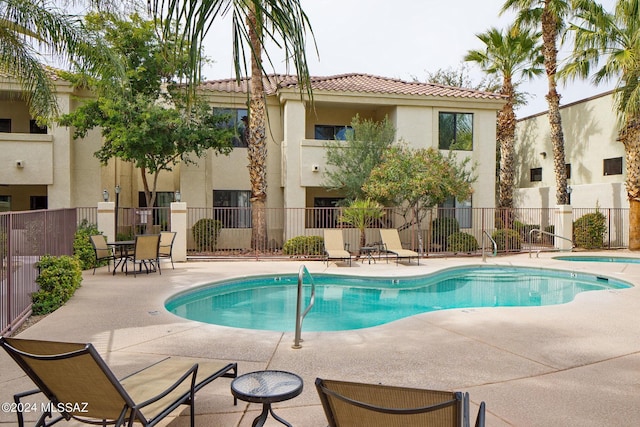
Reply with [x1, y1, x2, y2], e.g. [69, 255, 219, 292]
[192, 218, 222, 251]
[574, 212, 606, 249]
[33, 255, 83, 315]
[432, 217, 460, 250]
[447, 232, 478, 253]
[283, 235, 324, 256]
[492, 229, 522, 252]
[73, 220, 105, 270]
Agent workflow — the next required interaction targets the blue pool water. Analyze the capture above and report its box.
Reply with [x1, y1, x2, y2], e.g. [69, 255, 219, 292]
[165, 266, 631, 332]
[555, 255, 640, 264]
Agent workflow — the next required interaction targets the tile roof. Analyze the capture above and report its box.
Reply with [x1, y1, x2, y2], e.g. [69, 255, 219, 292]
[199, 73, 504, 100]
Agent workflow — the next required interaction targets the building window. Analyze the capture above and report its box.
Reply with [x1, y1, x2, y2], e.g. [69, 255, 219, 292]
[138, 192, 174, 229]
[0, 195, 10, 212]
[214, 190, 252, 228]
[314, 125, 352, 141]
[214, 108, 248, 147]
[310, 197, 344, 228]
[30, 120, 47, 134]
[530, 167, 542, 182]
[0, 119, 11, 133]
[438, 197, 472, 229]
[604, 157, 623, 176]
[30, 196, 47, 210]
[438, 112, 473, 150]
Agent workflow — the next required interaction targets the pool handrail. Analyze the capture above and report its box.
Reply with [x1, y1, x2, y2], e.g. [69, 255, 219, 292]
[482, 231, 497, 262]
[529, 229, 575, 258]
[292, 265, 316, 349]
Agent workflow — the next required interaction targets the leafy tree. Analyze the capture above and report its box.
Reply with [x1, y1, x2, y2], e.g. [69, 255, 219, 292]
[339, 198, 385, 249]
[563, 0, 640, 249]
[0, 0, 124, 122]
[465, 25, 543, 210]
[501, 0, 580, 205]
[422, 63, 502, 93]
[323, 115, 396, 202]
[148, 0, 316, 250]
[363, 144, 476, 246]
[58, 13, 234, 220]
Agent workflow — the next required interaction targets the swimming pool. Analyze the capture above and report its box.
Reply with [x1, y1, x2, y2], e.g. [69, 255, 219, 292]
[554, 255, 640, 264]
[165, 266, 631, 332]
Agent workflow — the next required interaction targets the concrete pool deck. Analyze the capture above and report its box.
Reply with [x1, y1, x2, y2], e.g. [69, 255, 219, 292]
[1, 251, 639, 426]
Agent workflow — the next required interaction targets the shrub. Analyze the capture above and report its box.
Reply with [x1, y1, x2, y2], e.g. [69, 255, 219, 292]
[192, 218, 222, 251]
[514, 220, 539, 243]
[492, 229, 522, 252]
[574, 211, 606, 249]
[542, 225, 555, 245]
[283, 235, 324, 256]
[73, 220, 104, 270]
[432, 217, 460, 250]
[447, 232, 478, 253]
[32, 255, 83, 315]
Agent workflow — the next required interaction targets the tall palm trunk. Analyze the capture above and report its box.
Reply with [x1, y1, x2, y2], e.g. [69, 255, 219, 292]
[620, 117, 640, 249]
[498, 77, 516, 229]
[247, 8, 268, 250]
[542, 2, 569, 205]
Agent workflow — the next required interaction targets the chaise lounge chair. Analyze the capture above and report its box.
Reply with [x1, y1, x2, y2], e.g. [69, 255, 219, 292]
[0, 337, 237, 427]
[323, 229, 352, 266]
[315, 378, 485, 427]
[379, 229, 420, 265]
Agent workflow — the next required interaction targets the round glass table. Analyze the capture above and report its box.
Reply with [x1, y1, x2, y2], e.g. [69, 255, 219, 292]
[231, 370, 303, 427]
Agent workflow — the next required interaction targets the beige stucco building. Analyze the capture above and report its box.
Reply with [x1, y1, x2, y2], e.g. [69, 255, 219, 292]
[515, 91, 627, 209]
[0, 74, 504, 226]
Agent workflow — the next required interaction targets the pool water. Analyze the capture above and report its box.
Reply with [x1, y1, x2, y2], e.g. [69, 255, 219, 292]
[165, 266, 631, 332]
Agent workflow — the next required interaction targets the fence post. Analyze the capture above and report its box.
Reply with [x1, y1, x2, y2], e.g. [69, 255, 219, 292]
[97, 202, 116, 242]
[171, 202, 187, 262]
[556, 205, 573, 251]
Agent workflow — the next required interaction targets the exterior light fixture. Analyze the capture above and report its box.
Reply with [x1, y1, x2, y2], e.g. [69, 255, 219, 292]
[540, 152, 547, 158]
[175, 191, 181, 202]
[115, 185, 121, 194]
[102, 189, 109, 202]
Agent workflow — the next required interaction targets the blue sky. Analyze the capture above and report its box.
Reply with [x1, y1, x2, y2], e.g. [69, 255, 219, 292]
[202, 0, 617, 118]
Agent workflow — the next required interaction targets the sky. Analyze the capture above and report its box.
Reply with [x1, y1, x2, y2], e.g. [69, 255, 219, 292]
[201, 0, 618, 118]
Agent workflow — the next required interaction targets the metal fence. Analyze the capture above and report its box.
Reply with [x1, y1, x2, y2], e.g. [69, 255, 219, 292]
[1, 209, 79, 336]
[186, 206, 630, 257]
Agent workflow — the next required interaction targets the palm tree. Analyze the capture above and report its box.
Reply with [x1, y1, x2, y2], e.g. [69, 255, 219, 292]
[564, 0, 640, 249]
[502, 0, 576, 205]
[465, 26, 544, 211]
[339, 199, 385, 251]
[0, 0, 122, 121]
[148, 0, 315, 250]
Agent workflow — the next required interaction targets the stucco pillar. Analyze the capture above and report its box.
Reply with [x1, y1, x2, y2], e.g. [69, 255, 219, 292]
[170, 202, 187, 262]
[97, 202, 115, 242]
[282, 100, 306, 241]
[555, 205, 573, 251]
[48, 90, 74, 208]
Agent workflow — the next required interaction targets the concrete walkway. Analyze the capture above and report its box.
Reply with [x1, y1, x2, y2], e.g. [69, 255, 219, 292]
[2, 251, 640, 426]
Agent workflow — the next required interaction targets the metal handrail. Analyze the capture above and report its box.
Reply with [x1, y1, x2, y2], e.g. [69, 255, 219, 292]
[528, 229, 574, 258]
[482, 230, 497, 262]
[292, 265, 316, 349]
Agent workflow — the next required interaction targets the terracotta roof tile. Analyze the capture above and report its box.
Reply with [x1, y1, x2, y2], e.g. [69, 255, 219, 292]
[199, 73, 503, 100]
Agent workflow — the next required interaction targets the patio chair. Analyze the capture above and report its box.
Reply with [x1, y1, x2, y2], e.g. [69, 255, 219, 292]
[126, 234, 161, 277]
[89, 234, 116, 275]
[315, 378, 485, 427]
[323, 229, 352, 266]
[0, 337, 237, 427]
[159, 231, 176, 269]
[379, 229, 420, 265]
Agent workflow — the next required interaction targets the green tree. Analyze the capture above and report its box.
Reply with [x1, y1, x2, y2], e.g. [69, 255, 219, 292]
[148, 0, 316, 250]
[339, 198, 385, 250]
[363, 144, 476, 246]
[323, 115, 396, 202]
[502, 0, 578, 205]
[59, 13, 234, 219]
[563, 0, 640, 249]
[465, 25, 543, 210]
[0, 0, 124, 122]
[423, 62, 502, 92]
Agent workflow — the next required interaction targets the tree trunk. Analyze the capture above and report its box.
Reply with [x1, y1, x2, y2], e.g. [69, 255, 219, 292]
[247, 8, 268, 251]
[498, 77, 516, 211]
[620, 117, 640, 250]
[542, 3, 568, 205]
